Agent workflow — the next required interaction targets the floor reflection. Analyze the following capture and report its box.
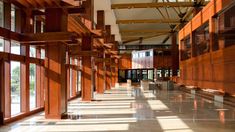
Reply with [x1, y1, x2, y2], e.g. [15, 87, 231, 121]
[0, 87, 235, 132]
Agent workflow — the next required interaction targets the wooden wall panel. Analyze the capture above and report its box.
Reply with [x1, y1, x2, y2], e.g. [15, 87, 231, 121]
[178, 0, 235, 95]
[154, 55, 172, 68]
[179, 45, 235, 95]
[119, 54, 132, 69]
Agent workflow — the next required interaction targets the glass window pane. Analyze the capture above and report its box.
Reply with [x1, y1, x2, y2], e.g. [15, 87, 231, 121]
[41, 49, 45, 59]
[0, 38, 4, 51]
[30, 46, 36, 57]
[41, 22, 44, 33]
[70, 58, 73, 65]
[148, 70, 153, 80]
[11, 61, 21, 116]
[11, 41, 20, 55]
[75, 59, 78, 65]
[30, 64, 36, 110]
[142, 70, 148, 80]
[0, 1, 3, 27]
[11, 4, 15, 32]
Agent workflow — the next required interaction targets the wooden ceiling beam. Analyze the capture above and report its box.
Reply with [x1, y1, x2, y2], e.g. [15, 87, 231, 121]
[103, 43, 113, 49]
[15, 0, 31, 7]
[95, 58, 110, 63]
[34, 0, 45, 7]
[25, 0, 38, 8]
[21, 32, 79, 43]
[91, 29, 103, 38]
[67, 7, 85, 14]
[70, 51, 99, 57]
[120, 29, 171, 34]
[122, 33, 166, 44]
[62, 0, 84, 6]
[117, 19, 181, 24]
[111, 2, 209, 9]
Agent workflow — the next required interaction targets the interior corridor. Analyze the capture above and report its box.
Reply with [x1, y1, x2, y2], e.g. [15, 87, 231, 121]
[0, 87, 235, 132]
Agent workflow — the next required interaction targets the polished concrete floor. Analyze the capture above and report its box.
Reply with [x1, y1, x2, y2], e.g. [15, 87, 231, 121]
[0, 87, 235, 132]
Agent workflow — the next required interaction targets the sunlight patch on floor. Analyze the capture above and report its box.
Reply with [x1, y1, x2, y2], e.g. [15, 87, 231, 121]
[156, 116, 194, 132]
[8, 124, 130, 132]
[147, 100, 169, 111]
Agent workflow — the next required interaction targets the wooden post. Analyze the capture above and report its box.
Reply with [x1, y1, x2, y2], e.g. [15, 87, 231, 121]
[44, 8, 67, 119]
[0, 59, 4, 125]
[72, 58, 77, 97]
[3, 41, 10, 118]
[97, 61, 104, 93]
[20, 45, 30, 113]
[81, 36, 93, 101]
[3, 2, 11, 30]
[96, 10, 105, 94]
[171, 32, 179, 76]
[110, 35, 116, 87]
[104, 25, 111, 90]
[115, 60, 119, 86]
[67, 54, 70, 99]
[80, 0, 94, 101]
[105, 57, 111, 90]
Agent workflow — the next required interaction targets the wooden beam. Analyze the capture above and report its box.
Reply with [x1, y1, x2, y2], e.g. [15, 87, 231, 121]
[70, 51, 99, 57]
[103, 43, 113, 49]
[111, 2, 209, 9]
[105, 50, 118, 55]
[95, 58, 110, 63]
[91, 30, 103, 37]
[62, 0, 83, 6]
[67, 7, 86, 14]
[122, 33, 167, 44]
[21, 32, 79, 43]
[117, 19, 181, 24]
[0, 27, 21, 41]
[96, 10, 105, 30]
[120, 29, 171, 34]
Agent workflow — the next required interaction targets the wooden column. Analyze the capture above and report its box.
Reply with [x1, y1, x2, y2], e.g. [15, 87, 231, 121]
[110, 35, 116, 87]
[81, 37, 93, 101]
[81, 0, 94, 101]
[115, 59, 119, 86]
[105, 57, 111, 90]
[3, 1, 11, 119]
[20, 45, 30, 113]
[67, 55, 70, 99]
[3, 2, 11, 30]
[97, 61, 104, 93]
[105, 25, 111, 90]
[36, 48, 44, 108]
[96, 10, 105, 94]
[111, 66, 115, 87]
[3, 41, 10, 118]
[72, 58, 77, 97]
[171, 32, 179, 76]
[44, 8, 67, 119]
[0, 59, 4, 124]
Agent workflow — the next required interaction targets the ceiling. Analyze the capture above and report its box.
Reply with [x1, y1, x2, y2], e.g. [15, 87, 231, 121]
[108, 0, 210, 45]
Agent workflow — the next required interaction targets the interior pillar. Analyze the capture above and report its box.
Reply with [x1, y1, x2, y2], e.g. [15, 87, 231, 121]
[81, 37, 93, 101]
[105, 57, 111, 90]
[0, 59, 4, 125]
[72, 58, 77, 97]
[97, 61, 104, 94]
[44, 8, 67, 119]
[96, 10, 105, 94]
[171, 32, 179, 76]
